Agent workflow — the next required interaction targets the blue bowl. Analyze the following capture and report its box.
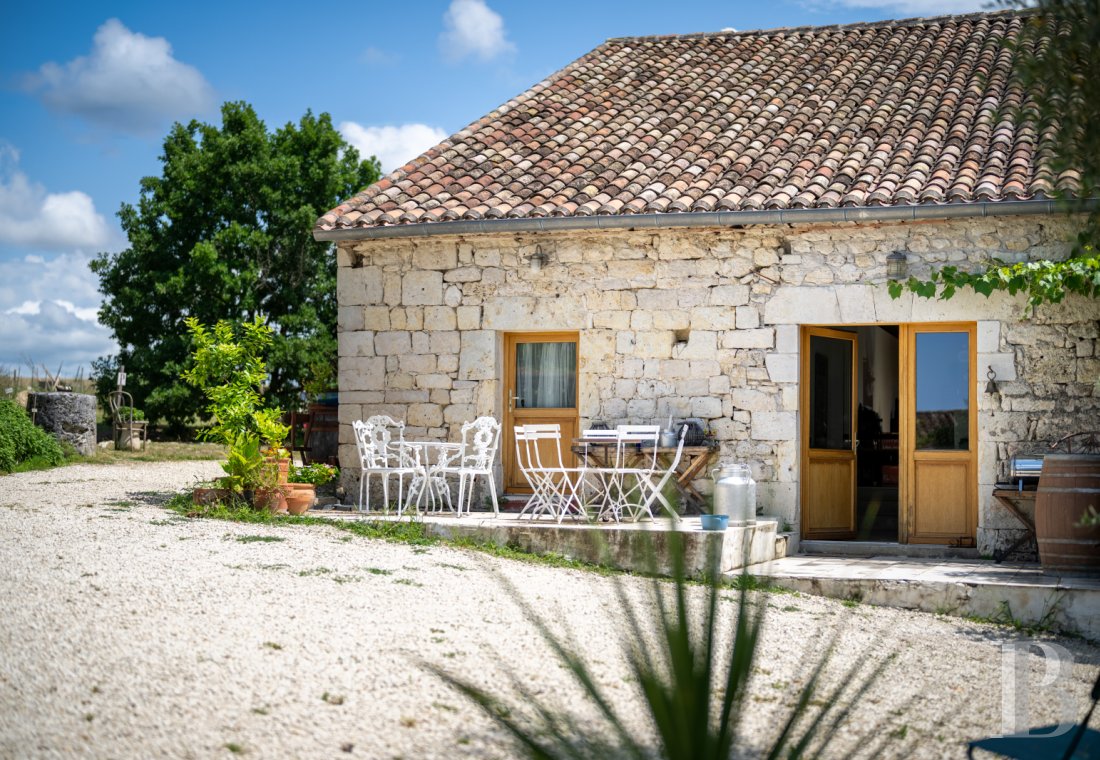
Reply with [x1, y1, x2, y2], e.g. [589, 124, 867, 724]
[700, 514, 729, 531]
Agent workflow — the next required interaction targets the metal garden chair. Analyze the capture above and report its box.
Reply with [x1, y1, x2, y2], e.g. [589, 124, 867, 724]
[514, 424, 587, 522]
[352, 416, 421, 513]
[431, 416, 502, 516]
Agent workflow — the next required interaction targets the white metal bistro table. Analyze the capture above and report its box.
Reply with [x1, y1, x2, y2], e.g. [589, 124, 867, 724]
[404, 441, 465, 513]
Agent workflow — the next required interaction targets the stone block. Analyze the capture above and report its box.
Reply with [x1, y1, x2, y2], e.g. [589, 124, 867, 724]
[407, 403, 444, 428]
[412, 246, 457, 271]
[834, 285, 877, 323]
[402, 271, 444, 305]
[751, 411, 796, 440]
[721, 328, 774, 349]
[978, 352, 1017, 382]
[691, 307, 738, 330]
[374, 331, 411, 355]
[691, 396, 723, 418]
[340, 356, 385, 391]
[338, 330, 375, 358]
[389, 307, 423, 331]
[677, 331, 717, 359]
[456, 306, 482, 330]
[424, 306, 457, 331]
[626, 397, 657, 419]
[361, 306, 390, 331]
[977, 321, 1001, 353]
[415, 374, 453, 390]
[337, 265, 383, 306]
[459, 331, 497, 380]
[338, 305, 364, 332]
[444, 403, 477, 424]
[399, 354, 436, 374]
[774, 324, 799, 354]
[729, 388, 776, 412]
[444, 267, 482, 283]
[764, 287, 840, 324]
[764, 354, 799, 383]
[736, 306, 761, 329]
[593, 310, 632, 329]
[709, 285, 750, 306]
[633, 331, 674, 358]
[430, 331, 461, 356]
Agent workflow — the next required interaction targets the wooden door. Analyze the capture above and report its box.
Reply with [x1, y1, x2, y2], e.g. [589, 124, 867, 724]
[801, 327, 858, 539]
[502, 332, 580, 492]
[903, 323, 977, 545]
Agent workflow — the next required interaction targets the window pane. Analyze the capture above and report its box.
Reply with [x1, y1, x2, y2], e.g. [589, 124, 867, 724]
[915, 332, 969, 451]
[515, 342, 576, 409]
[809, 335, 852, 450]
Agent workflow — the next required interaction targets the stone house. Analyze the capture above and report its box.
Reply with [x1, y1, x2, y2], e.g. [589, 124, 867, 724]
[315, 12, 1098, 555]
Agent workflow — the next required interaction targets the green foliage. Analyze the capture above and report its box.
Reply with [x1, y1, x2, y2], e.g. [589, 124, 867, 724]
[91, 102, 380, 430]
[888, 244, 1100, 307]
[288, 462, 338, 485]
[218, 432, 266, 492]
[427, 535, 891, 759]
[0, 399, 65, 473]
[116, 406, 145, 421]
[181, 317, 288, 455]
[891, 2, 1100, 307]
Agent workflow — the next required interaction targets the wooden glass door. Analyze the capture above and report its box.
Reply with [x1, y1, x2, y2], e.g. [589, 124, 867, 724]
[903, 324, 977, 544]
[502, 332, 580, 492]
[801, 327, 858, 539]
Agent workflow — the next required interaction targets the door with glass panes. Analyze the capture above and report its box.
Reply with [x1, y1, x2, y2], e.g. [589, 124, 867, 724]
[502, 332, 580, 492]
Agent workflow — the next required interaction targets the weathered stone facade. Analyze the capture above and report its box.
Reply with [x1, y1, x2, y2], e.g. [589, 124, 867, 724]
[336, 215, 1099, 555]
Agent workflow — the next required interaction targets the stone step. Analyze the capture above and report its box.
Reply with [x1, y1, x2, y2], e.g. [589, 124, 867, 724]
[799, 540, 979, 559]
[745, 555, 1100, 641]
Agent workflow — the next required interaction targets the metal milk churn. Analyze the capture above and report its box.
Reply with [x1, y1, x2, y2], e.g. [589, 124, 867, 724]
[711, 463, 756, 527]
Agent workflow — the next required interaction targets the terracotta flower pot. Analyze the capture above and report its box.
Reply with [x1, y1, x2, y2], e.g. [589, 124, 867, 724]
[254, 486, 288, 514]
[284, 483, 317, 515]
[192, 487, 232, 506]
[264, 457, 290, 484]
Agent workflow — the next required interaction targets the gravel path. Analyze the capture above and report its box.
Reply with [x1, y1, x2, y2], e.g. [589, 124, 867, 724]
[0, 461, 1097, 759]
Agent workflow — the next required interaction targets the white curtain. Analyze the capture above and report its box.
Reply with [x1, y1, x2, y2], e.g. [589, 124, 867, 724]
[516, 342, 576, 409]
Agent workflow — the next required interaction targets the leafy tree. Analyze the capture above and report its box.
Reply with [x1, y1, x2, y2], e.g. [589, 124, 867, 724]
[92, 102, 379, 432]
[891, 1, 1100, 306]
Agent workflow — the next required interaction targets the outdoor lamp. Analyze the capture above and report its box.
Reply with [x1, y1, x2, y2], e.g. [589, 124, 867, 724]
[527, 245, 549, 272]
[886, 251, 908, 279]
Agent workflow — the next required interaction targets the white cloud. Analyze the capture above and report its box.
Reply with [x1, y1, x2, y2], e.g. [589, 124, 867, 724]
[440, 0, 515, 62]
[339, 122, 449, 174]
[0, 252, 116, 373]
[26, 18, 214, 133]
[805, 0, 987, 13]
[0, 147, 111, 251]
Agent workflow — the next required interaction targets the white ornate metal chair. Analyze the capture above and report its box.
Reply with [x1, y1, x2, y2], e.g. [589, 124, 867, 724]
[352, 416, 421, 513]
[514, 424, 587, 522]
[431, 416, 502, 516]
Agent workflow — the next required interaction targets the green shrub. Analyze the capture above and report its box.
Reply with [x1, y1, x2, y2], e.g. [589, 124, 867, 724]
[116, 406, 145, 421]
[0, 399, 65, 473]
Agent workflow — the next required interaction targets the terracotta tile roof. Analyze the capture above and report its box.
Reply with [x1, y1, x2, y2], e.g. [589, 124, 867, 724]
[317, 11, 1080, 236]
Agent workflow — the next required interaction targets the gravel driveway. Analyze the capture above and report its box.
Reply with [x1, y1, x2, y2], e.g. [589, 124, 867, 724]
[1, 461, 1097, 759]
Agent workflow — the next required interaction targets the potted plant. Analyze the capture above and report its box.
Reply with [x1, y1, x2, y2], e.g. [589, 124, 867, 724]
[285, 463, 338, 515]
[180, 316, 290, 514]
[113, 405, 148, 451]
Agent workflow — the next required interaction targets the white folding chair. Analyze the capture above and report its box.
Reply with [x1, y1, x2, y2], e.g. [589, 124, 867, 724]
[629, 425, 688, 521]
[352, 416, 421, 513]
[432, 417, 502, 516]
[514, 424, 587, 522]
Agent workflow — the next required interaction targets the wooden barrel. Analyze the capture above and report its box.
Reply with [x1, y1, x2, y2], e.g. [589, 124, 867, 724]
[1035, 454, 1100, 576]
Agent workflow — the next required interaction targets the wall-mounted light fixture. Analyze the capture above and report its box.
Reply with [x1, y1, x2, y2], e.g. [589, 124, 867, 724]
[985, 365, 998, 395]
[886, 251, 908, 279]
[527, 245, 549, 272]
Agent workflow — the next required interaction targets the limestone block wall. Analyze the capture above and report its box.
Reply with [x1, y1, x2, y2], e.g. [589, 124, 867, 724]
[336, 215, 1098, 554]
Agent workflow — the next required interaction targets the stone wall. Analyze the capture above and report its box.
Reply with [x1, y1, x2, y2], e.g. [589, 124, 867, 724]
[336, 215, 1099, 554]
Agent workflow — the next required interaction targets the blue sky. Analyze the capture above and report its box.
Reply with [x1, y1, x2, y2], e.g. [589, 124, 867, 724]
[0, 0, 985, 376]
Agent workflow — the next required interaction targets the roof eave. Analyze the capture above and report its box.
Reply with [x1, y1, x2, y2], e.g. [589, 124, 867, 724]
[313, 199, 1096, 243]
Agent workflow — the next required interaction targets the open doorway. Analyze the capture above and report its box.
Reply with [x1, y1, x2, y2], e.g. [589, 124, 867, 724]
[802, 324, 899, 541]
[853, 325, 899, 541]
